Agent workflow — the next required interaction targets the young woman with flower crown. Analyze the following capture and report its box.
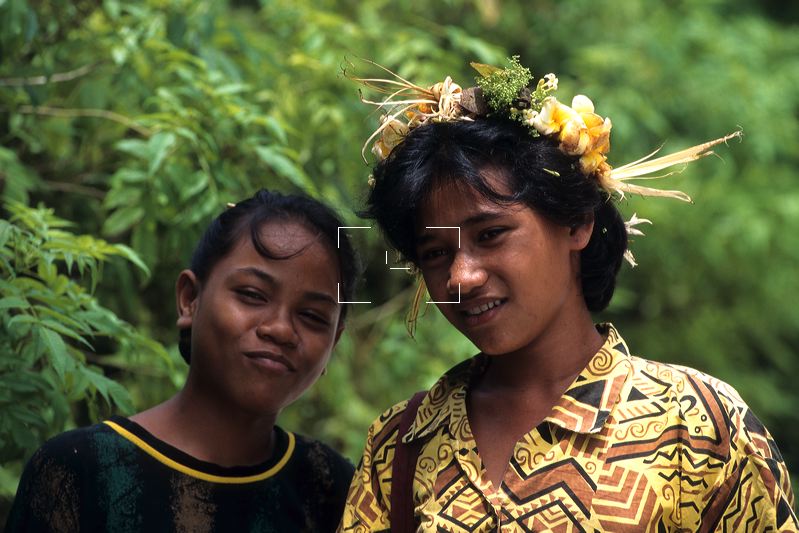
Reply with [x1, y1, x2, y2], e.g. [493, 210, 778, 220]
[339, 58, 798, 532]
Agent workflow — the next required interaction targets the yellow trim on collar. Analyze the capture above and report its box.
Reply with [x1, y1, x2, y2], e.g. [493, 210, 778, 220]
[102, 420, 295, 484]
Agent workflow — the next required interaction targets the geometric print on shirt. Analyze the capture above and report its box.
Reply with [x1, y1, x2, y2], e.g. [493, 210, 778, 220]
[339, 324, 798, 532]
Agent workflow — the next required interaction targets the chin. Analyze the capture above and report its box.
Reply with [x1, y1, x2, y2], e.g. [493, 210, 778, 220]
[467, 334, 520, 357]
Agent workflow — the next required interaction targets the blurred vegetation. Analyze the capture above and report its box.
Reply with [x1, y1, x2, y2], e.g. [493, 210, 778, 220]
[1, 0, 798, 518]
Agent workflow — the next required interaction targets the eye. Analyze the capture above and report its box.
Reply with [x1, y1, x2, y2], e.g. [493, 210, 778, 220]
[235, 288, 266, 303]
[419, 248, 449, 263]
[300, 310, 332, 328]
[478, 227, 507, 242]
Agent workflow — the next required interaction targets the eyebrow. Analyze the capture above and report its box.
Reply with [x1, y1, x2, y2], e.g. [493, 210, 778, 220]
[416, 211, 507, 246]
[235, 267, 338, 306]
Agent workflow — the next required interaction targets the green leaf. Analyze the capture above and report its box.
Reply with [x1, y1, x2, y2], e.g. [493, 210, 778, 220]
[103, 183, 145, 214]
[0, 373, 46, 394]
[0, 220, 14, 249]
[82, 367, 133, 413]
[254, 146, 318, 195]
[263, 116, 288, 145]
[114, 139, 149, 159]
[111, 244, 150, 277]
[102, 206, 145, 237]
[178, 171, 209, 203]
[7, 314, 40, 330]
[147, 132, 177, 176]
[130, 222, 157, 273]
[38, 327, 71, 380]
[39, 318, 93, 349]
[0, 296, 29, 311]
[37, 258, 58, 283]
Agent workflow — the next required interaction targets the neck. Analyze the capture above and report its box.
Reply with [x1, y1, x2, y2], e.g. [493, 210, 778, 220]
[477, 304, 603, 396]
[132, 381, 278, 468]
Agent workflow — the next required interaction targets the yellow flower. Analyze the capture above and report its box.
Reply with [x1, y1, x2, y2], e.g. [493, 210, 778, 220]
[532, 96, 576, 135]
[558, 118, 590, 156]
[578, 150, 606, 176]
[531, 94, 613, 178]
[570, 94, 595, 114]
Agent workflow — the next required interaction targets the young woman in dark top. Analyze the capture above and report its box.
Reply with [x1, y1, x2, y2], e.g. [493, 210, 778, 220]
[7, 188, 359, 532]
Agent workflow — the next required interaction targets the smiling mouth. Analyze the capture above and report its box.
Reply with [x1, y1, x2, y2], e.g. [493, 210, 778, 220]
[243, 352, 295, 372]
[462, 299, 506, 317]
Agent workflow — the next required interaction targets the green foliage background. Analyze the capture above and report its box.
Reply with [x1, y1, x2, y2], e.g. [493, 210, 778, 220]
[1, 0, 798, 518]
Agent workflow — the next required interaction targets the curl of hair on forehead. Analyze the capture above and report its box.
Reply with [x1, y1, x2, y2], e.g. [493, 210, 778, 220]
[179, 188, 360, 363]
[362, 117, 627, 312]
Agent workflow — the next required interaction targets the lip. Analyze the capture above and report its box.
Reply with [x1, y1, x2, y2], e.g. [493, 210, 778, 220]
[243, 351, 295, 373]
[455, 297, 507, 328]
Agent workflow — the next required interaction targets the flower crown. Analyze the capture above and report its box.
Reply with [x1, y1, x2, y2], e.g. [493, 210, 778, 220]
[350, 56, 740, 200]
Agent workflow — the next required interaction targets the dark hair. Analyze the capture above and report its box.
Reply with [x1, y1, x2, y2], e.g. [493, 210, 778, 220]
[179, 188, 360, 363]
[362, 117, 627, 312]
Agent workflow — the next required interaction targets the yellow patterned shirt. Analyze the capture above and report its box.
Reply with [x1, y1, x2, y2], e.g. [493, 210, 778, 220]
[340, 324, 798, 532]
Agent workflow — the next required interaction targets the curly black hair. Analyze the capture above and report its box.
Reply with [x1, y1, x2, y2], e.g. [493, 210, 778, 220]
[361, 117, 627, 312]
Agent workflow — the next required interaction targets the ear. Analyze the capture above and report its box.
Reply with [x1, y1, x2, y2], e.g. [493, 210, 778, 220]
[176, 270, 200, 330]
[319, 324, 346, 377]
[569, 217, 595, 251]
[332, 323, 345, 347]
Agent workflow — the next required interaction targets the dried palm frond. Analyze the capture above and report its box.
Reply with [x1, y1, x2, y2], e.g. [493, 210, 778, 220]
[602, 130, 743, 201]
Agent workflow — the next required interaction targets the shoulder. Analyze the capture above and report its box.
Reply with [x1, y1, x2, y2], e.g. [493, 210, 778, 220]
[623, 357, 797, 528]
[287, 430, 355, 506]
[23, 422, 114, 475]
[625, 355, 747, 425]
[626, 355, 750, 419]
[286, 432, 356, 530]
[624, 355, 783, 463]
[364, 398, 413, 447]
[15, 421, 125, 495]
[291, 432, 355, 484]
[365, 355, 481, 450]
[626, 355, 744, 402]
[5, 422, 114, 532]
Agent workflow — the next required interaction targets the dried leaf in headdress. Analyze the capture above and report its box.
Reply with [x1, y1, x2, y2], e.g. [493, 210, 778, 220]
[470, 61, 502, 78]
[460, 87, 489, 115]
[605, 130, 743, 201]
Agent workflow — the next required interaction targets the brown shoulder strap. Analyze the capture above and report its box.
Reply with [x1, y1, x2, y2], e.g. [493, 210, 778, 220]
[390, 391, 426, 533]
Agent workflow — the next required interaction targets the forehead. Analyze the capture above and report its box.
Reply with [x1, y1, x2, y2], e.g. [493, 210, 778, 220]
[254, 219, 324, 256]
[416, 169, 520, 227]
[216, 220, 339, 282]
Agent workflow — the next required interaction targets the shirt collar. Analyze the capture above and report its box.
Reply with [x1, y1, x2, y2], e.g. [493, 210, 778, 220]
[402, 323, 634, 443]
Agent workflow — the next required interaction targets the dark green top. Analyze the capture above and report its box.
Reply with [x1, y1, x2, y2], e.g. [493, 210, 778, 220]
[4, 416, 354, 532]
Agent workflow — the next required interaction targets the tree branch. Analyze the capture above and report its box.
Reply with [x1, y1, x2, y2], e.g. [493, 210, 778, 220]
[16, 105, 152, 137]
[0, 63, 99, 87]
[43, 180, 106, 200]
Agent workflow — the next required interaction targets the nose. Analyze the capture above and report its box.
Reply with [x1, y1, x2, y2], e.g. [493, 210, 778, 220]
[447, 250, 487, 297]
[255, 308, 299, 348]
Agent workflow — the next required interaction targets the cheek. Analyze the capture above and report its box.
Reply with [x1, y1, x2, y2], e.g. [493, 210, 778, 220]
[422, 270, 450, 299]
[299, 327, 337, 361]
[201, 304, 257, 345]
